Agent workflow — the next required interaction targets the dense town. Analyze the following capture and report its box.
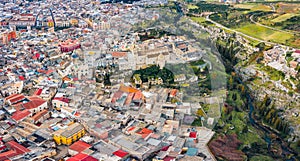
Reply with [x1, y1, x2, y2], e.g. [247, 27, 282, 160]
[0, 0, 300, 161]
[0, 0, 218, 161]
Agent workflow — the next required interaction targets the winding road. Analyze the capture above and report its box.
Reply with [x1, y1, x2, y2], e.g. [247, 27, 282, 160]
[205, 14, 278, 46]
[249, 14, 299, 35]
[205, 14, 298, 49]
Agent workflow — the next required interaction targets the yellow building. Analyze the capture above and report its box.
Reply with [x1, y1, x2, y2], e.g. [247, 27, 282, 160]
[70, 19, 79, 26]
[53, 123, 85, 145]
[48, 21, 54, 27]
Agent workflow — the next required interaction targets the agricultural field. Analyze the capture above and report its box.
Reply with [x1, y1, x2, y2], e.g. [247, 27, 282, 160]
[187, 4, 198, 9]
[276, 2, 300, 13]
[190, 16, 206, 23]
[233, 3, 272, 11]
[235, 23, 294, 44]
[271, 13, 299, 22]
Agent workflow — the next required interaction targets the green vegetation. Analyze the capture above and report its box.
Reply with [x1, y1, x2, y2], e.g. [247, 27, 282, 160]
[187, 4, 198, 9]
[250, 4, 272, 11]
[250, 155, 273, 161]
[234, 3, 272, 11]
[260, 65, 285, 81]
[207, 2, 300, 47]
[214, 36, 298, 160]
[137, 29, 174, 41]
[254, 95, 291, 136]
[236, 23, 294, 44]
[258, 13, 300, 32]
[190, 16, 206, 23]
[132, 65, 174, 85]
[233, 4, 257, 10]
[189, 2, 229, 13]
[191, 118, 202, 126]
[271, 13, 299, 22]
[189, 15, 216, 27]
[205, 103, 221, 118]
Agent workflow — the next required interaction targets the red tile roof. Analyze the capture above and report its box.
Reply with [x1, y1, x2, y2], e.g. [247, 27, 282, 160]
[37, 69, 54, 75]
[0, 150, 16, 161]
[164, 156, 175, 161]
[19, 76, 25, 81]
[53, 97, 70, 103]
[33, 88, 43, 96]
[6, 94, 25, 104]
[133, 91, 143, 100]
[6, 141, 30, 154]
[125, 92, 134, 105]
[5, 94, 19, 101]
[137, 128, 152, 134]
[66, 153, 98, 161]
[113, 150, 128, 158]
[119, 85, 139, 93]
[22, 96, 46, 109]
[169, 89, 178, 97]
[111, 52, 127, 58]
[69, 141, 91, 153]
[127, 126, 135, 132]
[11, 109, 31, 122]
[189, 132, 197, 138]
[31, 109, 48, 122]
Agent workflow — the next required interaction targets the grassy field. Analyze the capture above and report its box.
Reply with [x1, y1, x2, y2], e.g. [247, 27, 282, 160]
[191, 16, 206, 23]
[271, 13, 299, 22]
[250, 155, 273, 161]
[235, 23, 294, 44]
[234, 4, 272, 11]
[187, 4, 198, 9]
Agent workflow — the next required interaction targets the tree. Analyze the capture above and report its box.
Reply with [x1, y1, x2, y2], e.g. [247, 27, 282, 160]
[256, 42, 266, 52]
[104, 73, 111, 86]
[228, 76, 234, 89]
[197, 108, 206, 117]
[242, 126, 248, 133]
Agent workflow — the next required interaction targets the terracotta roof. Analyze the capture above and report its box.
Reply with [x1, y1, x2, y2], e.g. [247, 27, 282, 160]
[0, 150, 16, 161]
[53, 97, 70, 103]
[37, 69, 54, 75]
[169, 89, 178, 97]
[125, 92, 134, 105]
[113, 150, 128, 158]
[111, 52, 127, 58]
[133, 91, 143, 100]
[69, 141, 91, 153]
[66, 153, 98, 161]
[137, 128, 152, 135]
[119, 84, 139, 93]
[177, 43, 187, 50]
[5, 93, 19, 101]
[22, 97, 46, 109]
[63, 76, 71, 81]
[33, 88, 43, 96]
[31, 109, 48, 122]
[19, 76, 25, 80]
[6, 94, 25, 104]
[127, 126, 135, 132]
[6, 141, 30, 154]
[11, 109, 31, 122]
